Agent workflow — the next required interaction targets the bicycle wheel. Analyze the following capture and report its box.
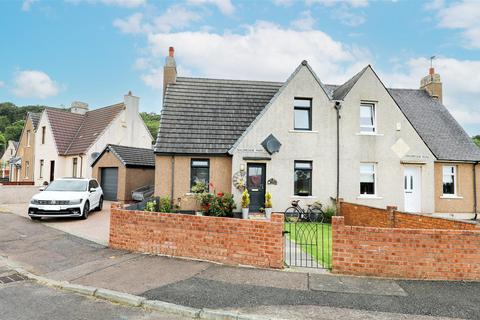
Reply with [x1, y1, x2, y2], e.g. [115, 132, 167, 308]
[284, 207, 300, 222]
[308, 207, 324, 223]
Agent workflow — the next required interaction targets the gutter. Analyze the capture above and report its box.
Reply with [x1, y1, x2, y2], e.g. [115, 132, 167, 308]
[334, 101, 342, 203]
[170, 156, 175, 208]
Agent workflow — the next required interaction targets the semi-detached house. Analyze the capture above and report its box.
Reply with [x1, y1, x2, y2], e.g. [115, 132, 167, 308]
[154, 47, 480, 219]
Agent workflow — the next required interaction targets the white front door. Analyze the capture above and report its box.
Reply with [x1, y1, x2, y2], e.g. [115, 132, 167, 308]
[404, 166, 421, 212]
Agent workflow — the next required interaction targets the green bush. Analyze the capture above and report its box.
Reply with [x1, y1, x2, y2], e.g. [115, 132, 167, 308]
[323, 206, 336, 223]
[144, 197, 172, 213]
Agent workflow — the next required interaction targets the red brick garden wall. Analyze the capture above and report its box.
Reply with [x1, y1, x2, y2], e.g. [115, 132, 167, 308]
[109, 205, 284, 269]
[332, 216, 480, 280]
[340, 202, 477, 230]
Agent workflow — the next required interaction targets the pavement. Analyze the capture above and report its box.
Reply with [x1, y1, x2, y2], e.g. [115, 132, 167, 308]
[0, 208, 479, 319]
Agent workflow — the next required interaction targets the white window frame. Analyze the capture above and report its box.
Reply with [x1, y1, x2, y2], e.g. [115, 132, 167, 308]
[72, 158, 78, 178]
[359, 163, 376, 197]
[442, 165, 457, 196]
[39, 160, 44, 179]
[24, 161, 29, 179]
[360, 103, 376, 134]
[26, 130, 31, 147]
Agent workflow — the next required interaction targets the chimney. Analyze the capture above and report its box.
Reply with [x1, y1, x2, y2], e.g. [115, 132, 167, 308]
[71, 101, 89, 115]
[163, 46, 177, 98]
[123, 91, 140, 145]
[420, 66, 443, 103]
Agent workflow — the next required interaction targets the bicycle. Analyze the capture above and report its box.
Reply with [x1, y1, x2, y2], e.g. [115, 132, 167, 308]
[284, 200, 325, 222]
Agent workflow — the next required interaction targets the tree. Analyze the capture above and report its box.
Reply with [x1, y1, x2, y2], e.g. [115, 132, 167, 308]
[473, 135, 480, 148]
[0, 132, 6, 155]
[4, 120, 25, 143]
[140, 112, 161, 141]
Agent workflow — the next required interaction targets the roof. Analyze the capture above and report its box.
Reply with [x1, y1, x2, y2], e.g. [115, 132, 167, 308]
[28, 112, 42, 131]
[155, 64, 480, 161]
[155, 77, 282, 154]
[45, 104, 124, 156]
[389, 89, 480, 161]
[92, 144, 155, 168]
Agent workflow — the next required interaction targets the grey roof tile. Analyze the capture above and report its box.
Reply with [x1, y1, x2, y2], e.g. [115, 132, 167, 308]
[93, 144, 154, 168]
[28, 112, 41, 131]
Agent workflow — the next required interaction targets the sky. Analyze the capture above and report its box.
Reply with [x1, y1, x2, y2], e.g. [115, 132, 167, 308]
[1, 0, 479, 134]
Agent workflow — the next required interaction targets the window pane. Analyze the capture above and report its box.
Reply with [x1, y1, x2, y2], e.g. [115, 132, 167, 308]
[360, 163, 375, 195]
[191, 167, 209, 186]
[192, 160, 208, 167]
[360, 104, 375, 132]
[294, 169, 312, 196]
[294, 99, 311, 107]
[443, 182, 454, 194]
[248, 167, 263, 188]
[360, 182, 375, 195]
[294, 108, 310, 130]
[443, 166, 454, 175]
[360, 164, 374, 174]
[295, 161, 312, 169]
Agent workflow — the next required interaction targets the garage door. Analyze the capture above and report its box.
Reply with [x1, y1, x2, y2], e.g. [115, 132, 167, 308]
[101, 168, 118, 201]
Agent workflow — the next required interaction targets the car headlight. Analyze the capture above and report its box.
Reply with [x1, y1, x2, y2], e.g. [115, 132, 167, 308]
[30, 199, 40, 204]
[69, 199, 83, 205]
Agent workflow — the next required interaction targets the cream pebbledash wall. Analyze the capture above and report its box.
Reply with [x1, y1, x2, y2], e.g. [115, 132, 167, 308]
[231, 65, 435, 213]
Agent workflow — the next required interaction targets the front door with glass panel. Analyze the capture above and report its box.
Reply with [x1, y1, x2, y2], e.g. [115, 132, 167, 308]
[404, 166, 421, 212]
[247, 163, 266, 212]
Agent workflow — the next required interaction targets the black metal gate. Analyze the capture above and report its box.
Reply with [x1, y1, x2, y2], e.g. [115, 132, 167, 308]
[284, 221, 332, 269]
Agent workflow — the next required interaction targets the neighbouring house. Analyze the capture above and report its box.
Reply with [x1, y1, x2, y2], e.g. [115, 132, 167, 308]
[33, 92, 153, 186]
[7, 112, 41, 184]
[1, 140, 19, 181]
[91, 144, 155, 201]
[154, 47, 480, 219]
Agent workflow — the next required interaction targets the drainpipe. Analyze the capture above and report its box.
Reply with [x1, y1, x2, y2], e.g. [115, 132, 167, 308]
[473, 162, 478, 220]
[334, 101, 342, 204]
[170, 156, 175, 207]
[79, 155, 83, 178]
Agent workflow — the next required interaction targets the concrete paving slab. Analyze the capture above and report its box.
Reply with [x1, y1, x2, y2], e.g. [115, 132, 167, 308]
[197, 265, 309, 291]
[309, 274, 407, 296]
[227, 305, 462, 320]
[73, 254, 211, 295]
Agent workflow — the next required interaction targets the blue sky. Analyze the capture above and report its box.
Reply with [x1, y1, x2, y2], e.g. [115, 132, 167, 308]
[1, 0, 479, 134]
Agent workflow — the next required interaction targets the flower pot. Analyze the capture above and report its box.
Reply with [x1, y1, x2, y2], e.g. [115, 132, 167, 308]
[242, 208, 249, 219]
[265, 207, 272, 219]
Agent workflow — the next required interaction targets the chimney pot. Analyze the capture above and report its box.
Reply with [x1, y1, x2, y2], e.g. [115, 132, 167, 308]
[429, 67, 435, 75]
[169, 47, 174, 57]
[128, 90, 132, 96]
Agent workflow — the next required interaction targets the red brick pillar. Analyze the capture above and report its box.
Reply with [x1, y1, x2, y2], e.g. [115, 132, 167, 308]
[387, 206, 397, 228]
[336, 198, 344, 216]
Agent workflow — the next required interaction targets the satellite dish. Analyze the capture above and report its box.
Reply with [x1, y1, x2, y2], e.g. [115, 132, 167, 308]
[90, 152, 100, 164]
[261, 134, 281, 155]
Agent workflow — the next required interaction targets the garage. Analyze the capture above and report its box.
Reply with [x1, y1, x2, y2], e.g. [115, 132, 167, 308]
[91, 144, 155, 202]
[101, 168, 118, 201]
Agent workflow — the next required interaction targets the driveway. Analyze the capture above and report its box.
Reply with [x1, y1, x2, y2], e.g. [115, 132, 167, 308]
[0, 201, 111, 245]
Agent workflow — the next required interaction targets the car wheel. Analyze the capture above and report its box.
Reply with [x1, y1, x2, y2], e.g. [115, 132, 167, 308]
[81, 201, 90, 220]
[96, 196, 103, 211]
[30, 216, 41, 221]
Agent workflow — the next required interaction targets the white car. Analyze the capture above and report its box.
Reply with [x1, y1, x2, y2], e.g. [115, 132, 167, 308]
[28, 178, 103, 220]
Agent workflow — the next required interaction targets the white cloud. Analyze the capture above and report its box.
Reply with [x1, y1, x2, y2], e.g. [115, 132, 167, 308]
[429, 0, 480, 49]
[333, 6, 366, 26]
[382, 57, 480, 129]
[0, 81, 4, 88]
[272, 0, 294, 6]
[187, 0, 235, 15]
[11, 70, 60, 99]
[307, 0, 369, 8]
[143, 21, 371, 84]
[101, 0, 145, 7]
[291, 10, 316, 30]
[113, 13, 145, 34]
[114, 6, 201, 34]
[22, 0, 37, 11]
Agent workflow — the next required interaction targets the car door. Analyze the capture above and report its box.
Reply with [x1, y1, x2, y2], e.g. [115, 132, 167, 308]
[88, 180, 101, 207]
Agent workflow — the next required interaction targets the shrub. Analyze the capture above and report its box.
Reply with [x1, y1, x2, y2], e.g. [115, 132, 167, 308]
[265, 192, 272, 208]
[241, 190, 250, 208]
[323, 206, 336, 223]
[144, 197, 172, 213]
[191, 181, 208, 194]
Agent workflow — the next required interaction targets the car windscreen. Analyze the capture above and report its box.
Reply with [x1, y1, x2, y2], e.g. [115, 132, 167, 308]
[46, 180, 88, 192]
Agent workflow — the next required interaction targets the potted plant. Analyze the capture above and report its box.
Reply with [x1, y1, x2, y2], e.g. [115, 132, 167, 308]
[241, 189, 250, 219]
[264, 192, 272, 219]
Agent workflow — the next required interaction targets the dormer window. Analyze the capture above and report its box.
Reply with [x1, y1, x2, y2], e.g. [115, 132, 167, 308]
[360, 103, 376, 133]
[294, 98, 312, 131]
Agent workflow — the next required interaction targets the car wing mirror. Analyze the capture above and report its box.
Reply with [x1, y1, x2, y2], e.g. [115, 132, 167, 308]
[89, 188, 96, 193]
[39, 186, 46, 191]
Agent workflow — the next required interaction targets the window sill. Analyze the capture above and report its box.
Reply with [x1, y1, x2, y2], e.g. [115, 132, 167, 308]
[289, 130, 318, 133]
[291, 195, 317, 199]
[440, 195, 463, 199]
[356, 132, 384, 136]
[357, 195, 383, 200]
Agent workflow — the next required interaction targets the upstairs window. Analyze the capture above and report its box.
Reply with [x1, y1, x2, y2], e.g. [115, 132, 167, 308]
[191, 159, 209, 191]
[294, 98, 312, 131]
[39, 160, 44, 179]
[26, 130, 31, 147]
[442, 165, 456, 195]
[25, 161, 30, 179]
[41, 126, 46, 144]
[360, 163, 376, 195]
[294, 161, 312, 196]
[360, 103, 376, 133]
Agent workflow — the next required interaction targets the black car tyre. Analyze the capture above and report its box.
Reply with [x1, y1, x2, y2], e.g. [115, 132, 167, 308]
[81, 201, 90, 220]
[96, 197, 103, 211]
